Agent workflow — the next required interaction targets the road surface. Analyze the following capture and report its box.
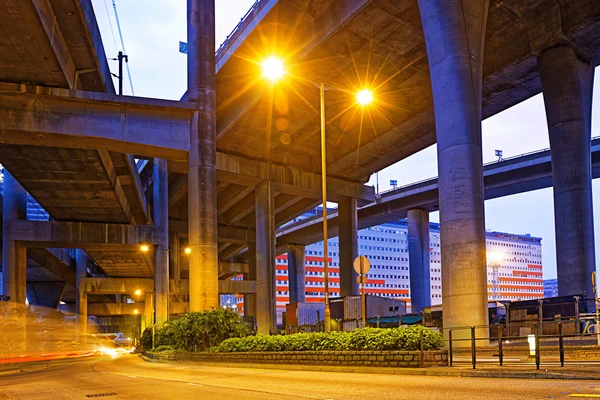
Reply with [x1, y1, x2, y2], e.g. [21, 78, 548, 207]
[1, 355, 600, 399]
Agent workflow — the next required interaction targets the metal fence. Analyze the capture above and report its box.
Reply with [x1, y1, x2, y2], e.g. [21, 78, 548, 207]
[447, 319, 600, 370]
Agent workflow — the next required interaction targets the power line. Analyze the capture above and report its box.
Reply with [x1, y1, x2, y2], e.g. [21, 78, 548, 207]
[111, 0, 134, 95]
[102, 0, 118, 51]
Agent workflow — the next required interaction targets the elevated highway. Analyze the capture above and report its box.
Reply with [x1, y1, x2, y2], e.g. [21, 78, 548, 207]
[0, 0, 598, 333]
[276, 137, 600, 250]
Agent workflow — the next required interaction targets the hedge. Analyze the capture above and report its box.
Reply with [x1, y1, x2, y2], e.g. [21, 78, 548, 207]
[141, 309, 252, 352]
[210, 326, 444, 352]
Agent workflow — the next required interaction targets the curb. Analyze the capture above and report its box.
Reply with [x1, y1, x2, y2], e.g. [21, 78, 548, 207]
[139, 354, 600, 380]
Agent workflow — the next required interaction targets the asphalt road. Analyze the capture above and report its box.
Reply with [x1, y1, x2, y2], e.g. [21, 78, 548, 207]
[2, 355, 600, 399]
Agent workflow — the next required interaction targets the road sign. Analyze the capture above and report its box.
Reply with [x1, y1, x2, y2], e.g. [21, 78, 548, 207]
[353, 255, 370, 275]
[179, 41, 188, 54]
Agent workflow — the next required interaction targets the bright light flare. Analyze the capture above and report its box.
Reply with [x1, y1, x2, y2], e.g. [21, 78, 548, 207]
[488, 251, 503, 264]
[134, 289, 142, 296]
[262, 57, 285, 81]
[98, 346, 120, 359]
[356, 89, 374, 106]
[133, 309, 139, 315]
[140, 245, 149, 253]
[184, 247, 192, 255]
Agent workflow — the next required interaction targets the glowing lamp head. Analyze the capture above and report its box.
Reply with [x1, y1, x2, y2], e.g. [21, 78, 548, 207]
[488, 251, 503, 264]
[262, 57, 284, 81]
[140, 245, 149, 253]
[133, 309, 139, 315]
[356, 89, 373, 106]
[184, 247, 192, 255]
[135, 289, 142, 296]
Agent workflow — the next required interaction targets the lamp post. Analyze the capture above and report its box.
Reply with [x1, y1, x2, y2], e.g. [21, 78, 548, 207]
[261, 57, 373, 333]
[320, 82, 331, 333]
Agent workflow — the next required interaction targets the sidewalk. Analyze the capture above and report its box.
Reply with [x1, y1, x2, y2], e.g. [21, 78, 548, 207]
[140, 353, 600, 380]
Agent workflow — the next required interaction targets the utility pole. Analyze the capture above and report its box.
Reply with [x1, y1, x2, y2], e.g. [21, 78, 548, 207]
[117, 51, 128, 96]
[110, 52, 129, 95]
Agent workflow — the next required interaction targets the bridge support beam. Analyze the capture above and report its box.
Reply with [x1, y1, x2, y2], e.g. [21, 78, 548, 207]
[538, 45, 596, 298]
[287, 244, 306, 303]
[255, 181, 276, 334]
[419, 0, 490, 341]
[408, 209, 431, 313]
[75, 249, 88, 344]
[153, 158, 169, 324]
[187, 0, 219, 311]
[339, 196, 359, 296]
[26, 282, 66, 309]
[2, 170, 27, 304]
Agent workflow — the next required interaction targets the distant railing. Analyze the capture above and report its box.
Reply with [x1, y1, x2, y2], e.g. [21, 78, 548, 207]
[377, 135, 600, 197]
[216, 0, 270, 60]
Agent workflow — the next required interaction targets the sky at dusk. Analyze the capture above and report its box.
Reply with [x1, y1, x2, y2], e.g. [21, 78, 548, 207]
[91, 0, 600, 280]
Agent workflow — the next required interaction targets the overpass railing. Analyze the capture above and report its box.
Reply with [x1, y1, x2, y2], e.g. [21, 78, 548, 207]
[377, 135, 600, 198]
[216, 0, 269, 61]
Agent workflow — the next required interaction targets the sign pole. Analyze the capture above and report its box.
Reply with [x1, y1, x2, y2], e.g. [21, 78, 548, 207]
[593, 272, 599, 345]
[361, 257, 366, 328]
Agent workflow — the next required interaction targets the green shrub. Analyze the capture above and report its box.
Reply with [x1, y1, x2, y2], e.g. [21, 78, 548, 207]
[210, 326, 444, 352]
[152, 345, 175, 353]
[141, 308, 252, 352]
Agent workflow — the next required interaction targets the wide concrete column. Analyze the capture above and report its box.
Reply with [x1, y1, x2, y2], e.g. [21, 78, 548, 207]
[418, 0, 490, 337]
[538, 45, 596, 298]
[338, 196, 359, 296]
[2, 170, 27, 304]
[255, 181, 276, 334]
[75, 249, 88, 344]
[407, 209, 431, 313]
[287, 244, 306, 303]
[187, 0, 218, 311]
[153, 159, 169, 324]
[243, 245, 257, 318]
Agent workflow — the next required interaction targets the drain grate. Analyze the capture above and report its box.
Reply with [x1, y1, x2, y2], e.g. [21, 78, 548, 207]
[86, 393, 118, 398]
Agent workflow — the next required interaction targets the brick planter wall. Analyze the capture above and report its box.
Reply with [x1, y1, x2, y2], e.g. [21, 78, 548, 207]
[145, 350, 448, 368]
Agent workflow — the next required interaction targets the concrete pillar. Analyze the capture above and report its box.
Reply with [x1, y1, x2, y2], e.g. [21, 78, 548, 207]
[75, 249, 88, 344]
[407, 209, 431, 313]
[538, 45, 596, 299]
[153, 158, 169, 324]
[169, 232, 181, 280]
[255, 181, 276, 334]
[243, 245, 257, 318]
[287, 244, 306, 303]
[418, 0, 490, 338]
[2, 170, 27, 304]
[187, 0, 218, 312]
[142, 293, 154, 334]
[338, 196, 359, 296]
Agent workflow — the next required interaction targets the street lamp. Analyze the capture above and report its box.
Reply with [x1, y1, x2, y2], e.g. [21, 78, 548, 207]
[140, 244, 149, 253]
[261, 57, 374, 333]
[487, 251, 502, 301]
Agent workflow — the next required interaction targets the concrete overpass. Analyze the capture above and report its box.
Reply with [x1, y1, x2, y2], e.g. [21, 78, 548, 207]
[277, 137, 600, 249]
[0, 0, 598, 337]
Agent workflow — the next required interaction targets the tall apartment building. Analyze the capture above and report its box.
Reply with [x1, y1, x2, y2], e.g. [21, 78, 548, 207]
[257, 214, 543, 321]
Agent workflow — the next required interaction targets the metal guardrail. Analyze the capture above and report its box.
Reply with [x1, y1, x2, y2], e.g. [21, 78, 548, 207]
[216, 0, 269, 60]
[377, 135, 600, 197]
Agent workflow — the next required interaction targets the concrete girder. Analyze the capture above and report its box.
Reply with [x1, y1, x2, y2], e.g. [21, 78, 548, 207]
[27, 247, 76, 286]
[0, 83, 374, 201]
[4, 220, 163, 248]
[30, 0, 82, 90]
[109, 152, 149, 224]
[97, 150, 135, 224]
[169, 219, 256, 244]
[26, 281, 66, 308]
[78, 277, 255, 295]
